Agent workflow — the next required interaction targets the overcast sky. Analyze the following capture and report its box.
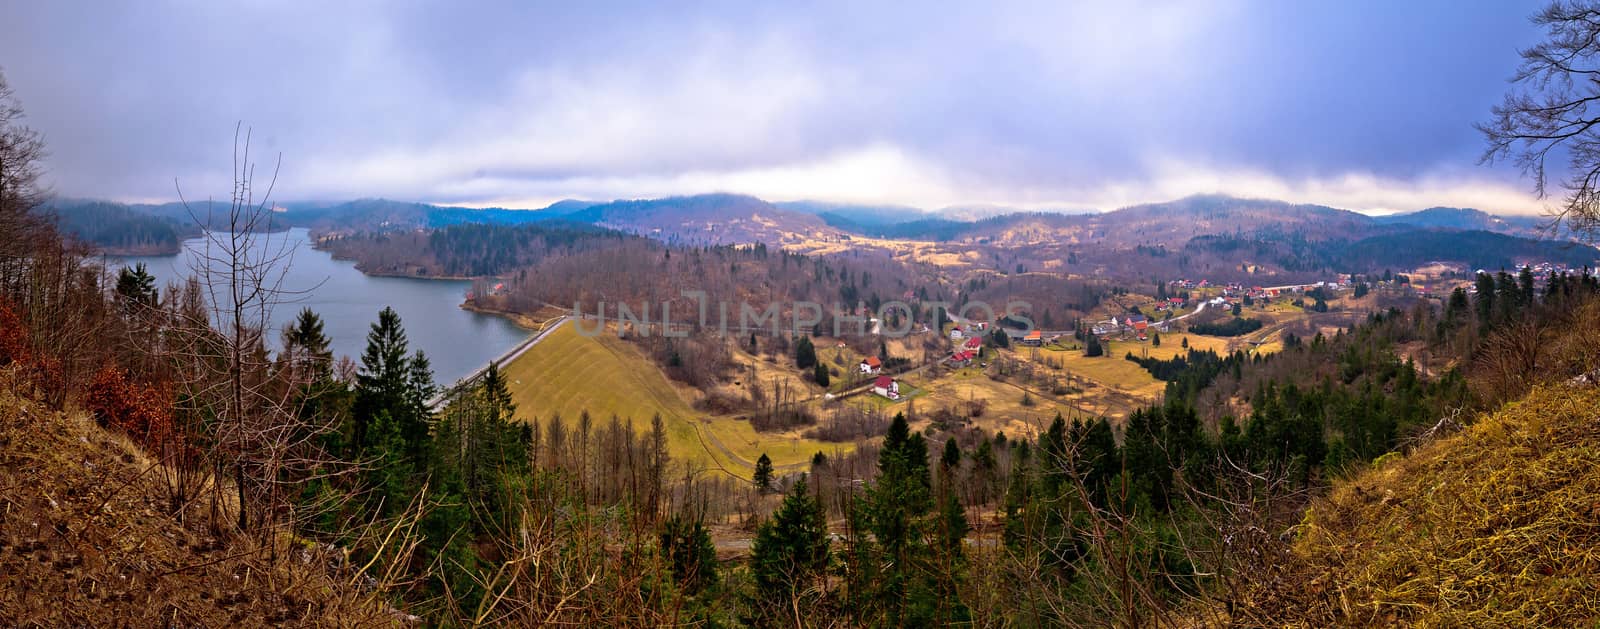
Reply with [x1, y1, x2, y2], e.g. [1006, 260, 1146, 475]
[0, 1, 1558, 213]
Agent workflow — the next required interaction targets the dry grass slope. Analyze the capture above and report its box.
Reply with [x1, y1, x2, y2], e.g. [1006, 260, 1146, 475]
[501, 323, 840, 476]
[0, 382, 394, 627]
[1240, 384, 1600, 627]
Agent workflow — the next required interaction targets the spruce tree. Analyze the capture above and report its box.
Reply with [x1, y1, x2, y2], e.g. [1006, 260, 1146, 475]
[862, 413, 938, 624]
[749, 476, 830, 620]
[114, 263, 157, 312]
[795, 336, 817, 369]
[660, 514, 719, 595]
[1475, 272, 1497, 327]
[753, 453, 774, 493]
[813, 361, 830, 387]
[284, 307, 333, 380]
[355, 307, 413, 451]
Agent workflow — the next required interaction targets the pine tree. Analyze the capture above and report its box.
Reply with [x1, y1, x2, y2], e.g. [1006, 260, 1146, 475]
[753, 453, 774, 493]
[283, 307, 333, 381]
[660, 514, 719, 595]
[354, 307, 413, 451]
[749, 476, 830, 620]
[403, 350, 437, 462]
[813, 360, 830, 387]
[1519, 266, 1536, 306]
[795, 336, 817, 369]
[1475, 272, 1497, 327]
[862, 413, 939, 624]
[940, 437, 961, 473]
[114, 263, 157, 313]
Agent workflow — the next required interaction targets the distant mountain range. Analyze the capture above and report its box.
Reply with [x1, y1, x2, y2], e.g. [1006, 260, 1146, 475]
[44, 193, 1594, 272]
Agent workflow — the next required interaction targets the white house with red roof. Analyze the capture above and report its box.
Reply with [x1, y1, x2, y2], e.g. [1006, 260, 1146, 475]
[859, 356, 882, 374]
[873, 376, 900, 400]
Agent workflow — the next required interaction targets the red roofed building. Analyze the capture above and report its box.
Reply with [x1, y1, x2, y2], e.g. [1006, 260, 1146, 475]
[859, 356, 882, 374]
[873, 376, 900, 400]
[963, 336, 984, 355]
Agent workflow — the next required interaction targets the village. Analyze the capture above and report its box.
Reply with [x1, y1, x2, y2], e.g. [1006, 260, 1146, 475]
[830, 264, 1515, 430]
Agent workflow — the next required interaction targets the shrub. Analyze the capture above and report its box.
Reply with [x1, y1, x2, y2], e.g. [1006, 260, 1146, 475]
[84, 365, 173, 451]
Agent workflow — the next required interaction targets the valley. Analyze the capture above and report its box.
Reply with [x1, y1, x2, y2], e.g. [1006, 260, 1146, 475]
[11, 4, 1600, 622]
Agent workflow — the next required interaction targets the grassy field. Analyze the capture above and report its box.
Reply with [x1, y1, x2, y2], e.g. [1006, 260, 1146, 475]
[909, 367, 1087, 437]
[499, 323, 842, 477]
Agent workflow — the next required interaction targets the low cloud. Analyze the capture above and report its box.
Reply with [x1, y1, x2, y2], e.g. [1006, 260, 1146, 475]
[0, 1, 1552, 216]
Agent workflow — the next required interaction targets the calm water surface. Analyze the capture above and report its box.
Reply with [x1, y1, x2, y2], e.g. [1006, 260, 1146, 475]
[108, 228, 529, 384]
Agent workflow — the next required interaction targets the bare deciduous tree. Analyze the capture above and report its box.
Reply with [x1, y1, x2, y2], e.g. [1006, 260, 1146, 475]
[169, 124, 337, 539]
[1480, 0, 1600, 242]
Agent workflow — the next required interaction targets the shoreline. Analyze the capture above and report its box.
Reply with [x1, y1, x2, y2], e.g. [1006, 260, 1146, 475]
[309, 242, 479, 281]
[459, 300, 552, 331]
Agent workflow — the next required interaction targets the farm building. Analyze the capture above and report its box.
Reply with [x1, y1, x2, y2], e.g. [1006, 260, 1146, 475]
[859, 356, 882, 374]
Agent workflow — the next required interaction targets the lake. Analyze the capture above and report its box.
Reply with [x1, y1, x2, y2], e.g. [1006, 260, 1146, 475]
[107, 228, 530, 384]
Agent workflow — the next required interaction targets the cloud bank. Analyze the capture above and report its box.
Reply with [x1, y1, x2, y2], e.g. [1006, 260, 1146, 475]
[0, 1, 1554, 214]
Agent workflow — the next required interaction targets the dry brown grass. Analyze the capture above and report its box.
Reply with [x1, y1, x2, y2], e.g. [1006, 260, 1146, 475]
[1231, 384, 1600, 627]
[0, 376, 396, 627]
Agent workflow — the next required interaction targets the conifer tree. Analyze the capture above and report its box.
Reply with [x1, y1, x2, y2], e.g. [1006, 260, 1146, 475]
[283, 307, 333, 381]
[753, 453, 774, 493]
[749, 476, 830, 620]
[354, 307, 412, 451]
[861, 413, 939, 624]
[660, 514, 718, 595]
[114, 263, 157, 313]
[795, 336, 817, 368]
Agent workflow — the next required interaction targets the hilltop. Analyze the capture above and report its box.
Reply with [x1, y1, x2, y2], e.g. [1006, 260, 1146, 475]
[1224, 383, 1600, 626]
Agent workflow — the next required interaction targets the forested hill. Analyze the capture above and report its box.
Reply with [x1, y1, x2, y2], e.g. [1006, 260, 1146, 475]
[43, 199, 201, 255]
[317, 221, 635, 277]
[1185, 229, 1600, 274]
[46, 194, 1597, 277]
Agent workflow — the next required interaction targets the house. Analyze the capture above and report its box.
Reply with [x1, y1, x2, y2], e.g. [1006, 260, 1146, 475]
[873, 375, 900, 400]
[859, 356, 882, 374]
[1133, 320, 1148, 334]
[947, 350, 974, 367]
[963, 336, 984, 355]
[1021, 330, 1043, 346]
[949, 326, 965, 341]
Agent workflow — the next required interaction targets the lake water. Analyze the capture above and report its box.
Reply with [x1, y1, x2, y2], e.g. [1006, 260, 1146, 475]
[107, 228, 530, 384]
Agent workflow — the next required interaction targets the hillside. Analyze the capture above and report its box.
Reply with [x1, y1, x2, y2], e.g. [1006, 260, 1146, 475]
[1374, 206, 1541, 235]
[42, 199, 202, 255]
[499, 322, 842, 476]
[566, 193, 847, 246]
[1229, 384, 1600, 626]
[0, 384, 392, 626]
